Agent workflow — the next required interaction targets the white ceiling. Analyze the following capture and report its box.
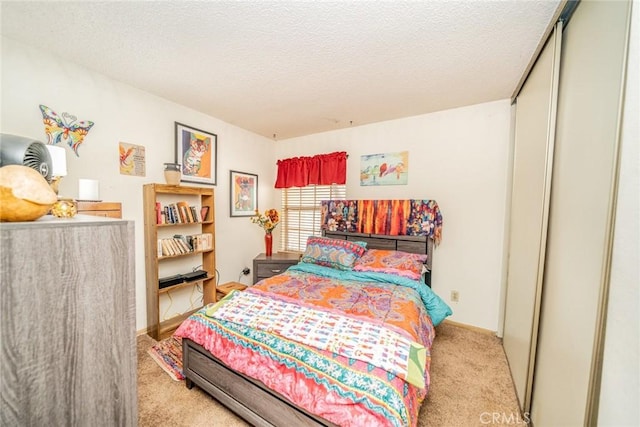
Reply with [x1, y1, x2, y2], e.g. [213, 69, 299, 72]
[1, 1, 562, 140]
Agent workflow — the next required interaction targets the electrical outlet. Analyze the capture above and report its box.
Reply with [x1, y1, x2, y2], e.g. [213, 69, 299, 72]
[450, 290, 460, 302]
[242, 267, 250, 276]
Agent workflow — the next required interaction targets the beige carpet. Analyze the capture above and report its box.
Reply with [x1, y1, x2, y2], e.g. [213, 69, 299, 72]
[137, 321, 521, 426]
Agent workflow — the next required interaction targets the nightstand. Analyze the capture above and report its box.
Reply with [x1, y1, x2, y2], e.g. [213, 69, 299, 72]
[216, 281, 247, 300]
[253, 252, 300, 284]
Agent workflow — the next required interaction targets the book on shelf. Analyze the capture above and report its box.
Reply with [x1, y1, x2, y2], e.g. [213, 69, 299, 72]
[156, 201, 204, 224]
[173, 234, 193, 252]
[158, 237, 192, 257]
[157, 233, 213, 257]
[172, 238, 184, 253]
[200, 206, 210, 222]
[167, 238, 180, 255]
[159, 239, 172, 256]
[171, 204, 181, 223]
[189, 233, 213, 251]
[176, 201, 191, 223]
[155, 202, 162, 224]
[163, 206, 174, 224]
[190, 206, 200, 222]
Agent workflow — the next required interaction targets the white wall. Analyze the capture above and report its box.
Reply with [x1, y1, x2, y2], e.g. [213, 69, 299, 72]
[598, 1, 639, 423]
[276, 100, 513, 331]
[2, 35, 513, 332]
[1, 37, 278, 331]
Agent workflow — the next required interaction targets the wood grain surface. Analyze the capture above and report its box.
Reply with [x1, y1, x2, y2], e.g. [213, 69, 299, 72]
[1, 216, 137, 426]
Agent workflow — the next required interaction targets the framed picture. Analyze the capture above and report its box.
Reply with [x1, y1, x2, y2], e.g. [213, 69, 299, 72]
[360, 151, 409, 186]
[230, 170, 258, 217]
[175, 122, 217, 185]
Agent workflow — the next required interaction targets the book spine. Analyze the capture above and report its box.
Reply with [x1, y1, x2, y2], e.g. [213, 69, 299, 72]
[155, 202, 162, 224]
[200, 206, 209, 222]
[168, 239, 181, 254]
[203, 233, 213, 250]
[171, 205, 180, 223]
[160, 239, 172, 256]
[190, 206, 199, 223]
[175, 238, 189, 253]
[174, 234, 193, 252]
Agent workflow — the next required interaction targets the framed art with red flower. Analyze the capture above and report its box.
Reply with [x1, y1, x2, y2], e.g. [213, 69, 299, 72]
[230, 170, 257, 217]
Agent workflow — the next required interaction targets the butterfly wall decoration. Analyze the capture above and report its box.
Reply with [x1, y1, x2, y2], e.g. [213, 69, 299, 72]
[39, 104, 94, 156]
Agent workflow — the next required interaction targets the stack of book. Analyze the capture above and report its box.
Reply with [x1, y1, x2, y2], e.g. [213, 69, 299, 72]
[155, 201, 210, 224]
[157, 233, 214, 257]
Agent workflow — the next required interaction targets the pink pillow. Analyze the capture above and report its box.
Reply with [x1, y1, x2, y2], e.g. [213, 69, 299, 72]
[353, 249, 427, 280]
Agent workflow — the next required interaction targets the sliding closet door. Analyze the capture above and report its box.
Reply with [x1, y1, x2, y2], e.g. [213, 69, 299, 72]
[502, 24, 561, 413]
[531, 1, 631, 425]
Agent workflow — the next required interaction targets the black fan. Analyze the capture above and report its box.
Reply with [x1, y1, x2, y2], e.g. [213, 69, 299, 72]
[0, 133, 53, 182]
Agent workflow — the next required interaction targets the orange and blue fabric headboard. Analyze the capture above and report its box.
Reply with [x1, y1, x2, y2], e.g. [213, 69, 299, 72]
[320, 200, 443, 245]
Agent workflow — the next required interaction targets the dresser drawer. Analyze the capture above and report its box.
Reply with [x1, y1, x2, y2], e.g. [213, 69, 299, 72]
[253, 252, 300, 284]
[256, 263, 290, 278]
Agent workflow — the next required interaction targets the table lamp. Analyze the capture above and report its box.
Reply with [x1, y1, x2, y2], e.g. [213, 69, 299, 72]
[45, 145, 67, 194]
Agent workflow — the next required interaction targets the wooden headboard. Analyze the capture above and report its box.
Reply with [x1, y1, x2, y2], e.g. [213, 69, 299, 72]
[323, 230, 434, 287]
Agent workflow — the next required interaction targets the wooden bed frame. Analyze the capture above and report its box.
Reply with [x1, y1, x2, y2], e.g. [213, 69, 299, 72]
[183, 232, 434, 426]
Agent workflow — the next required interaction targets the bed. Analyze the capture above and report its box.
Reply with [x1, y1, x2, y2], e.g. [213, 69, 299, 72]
[175, 231, 451, 427]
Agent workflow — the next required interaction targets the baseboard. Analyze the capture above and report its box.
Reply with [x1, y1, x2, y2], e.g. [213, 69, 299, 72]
[136, 327, 152, 337]
[441, 319, 497, 336]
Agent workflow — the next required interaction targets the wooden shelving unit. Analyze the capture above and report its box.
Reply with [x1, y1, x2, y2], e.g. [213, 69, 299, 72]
[143, 183, 216, 340]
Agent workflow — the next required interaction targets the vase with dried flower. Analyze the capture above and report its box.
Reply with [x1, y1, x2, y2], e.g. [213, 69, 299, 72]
[251, 208, 279, 257]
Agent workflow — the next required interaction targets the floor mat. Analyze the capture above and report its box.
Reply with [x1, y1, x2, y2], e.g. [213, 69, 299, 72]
[147, 335, 184, 381]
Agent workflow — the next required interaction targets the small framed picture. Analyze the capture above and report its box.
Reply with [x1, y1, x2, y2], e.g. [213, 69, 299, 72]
[230, 170, 258, 217]
[175, 122, 217, 185]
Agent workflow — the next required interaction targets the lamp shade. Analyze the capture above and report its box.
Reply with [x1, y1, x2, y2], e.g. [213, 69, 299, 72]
[45, 145, 67, 177]
[78, 178, 100, 201]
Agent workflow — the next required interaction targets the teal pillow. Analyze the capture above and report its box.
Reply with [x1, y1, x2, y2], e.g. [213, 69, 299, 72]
[301, 237, 366, 270]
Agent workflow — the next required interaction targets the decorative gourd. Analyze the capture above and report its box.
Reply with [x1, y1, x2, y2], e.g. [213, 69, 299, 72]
[0, 165, 58, 222]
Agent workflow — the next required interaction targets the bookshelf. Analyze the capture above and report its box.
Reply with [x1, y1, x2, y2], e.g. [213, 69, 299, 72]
[143, 183, 216, 340]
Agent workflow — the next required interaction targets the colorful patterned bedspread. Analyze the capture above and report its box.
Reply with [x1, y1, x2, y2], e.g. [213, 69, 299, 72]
[175, 265, 436, 427]
[206, 290, 427, 388]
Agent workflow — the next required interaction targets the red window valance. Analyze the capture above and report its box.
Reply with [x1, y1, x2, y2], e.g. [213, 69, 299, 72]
[275, 151, 347, 188]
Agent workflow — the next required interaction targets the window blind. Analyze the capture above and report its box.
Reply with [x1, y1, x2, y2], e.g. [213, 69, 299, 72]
[280, 184, 346, 252]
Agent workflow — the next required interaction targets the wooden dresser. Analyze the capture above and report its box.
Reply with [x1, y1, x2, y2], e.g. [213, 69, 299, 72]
[253, 252, 300, 284]
[76, 201, 122, 218]
[0, 215, 136, 426]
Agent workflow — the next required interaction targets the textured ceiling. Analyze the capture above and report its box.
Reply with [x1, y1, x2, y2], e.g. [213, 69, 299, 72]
[1, 1, 561, 140]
